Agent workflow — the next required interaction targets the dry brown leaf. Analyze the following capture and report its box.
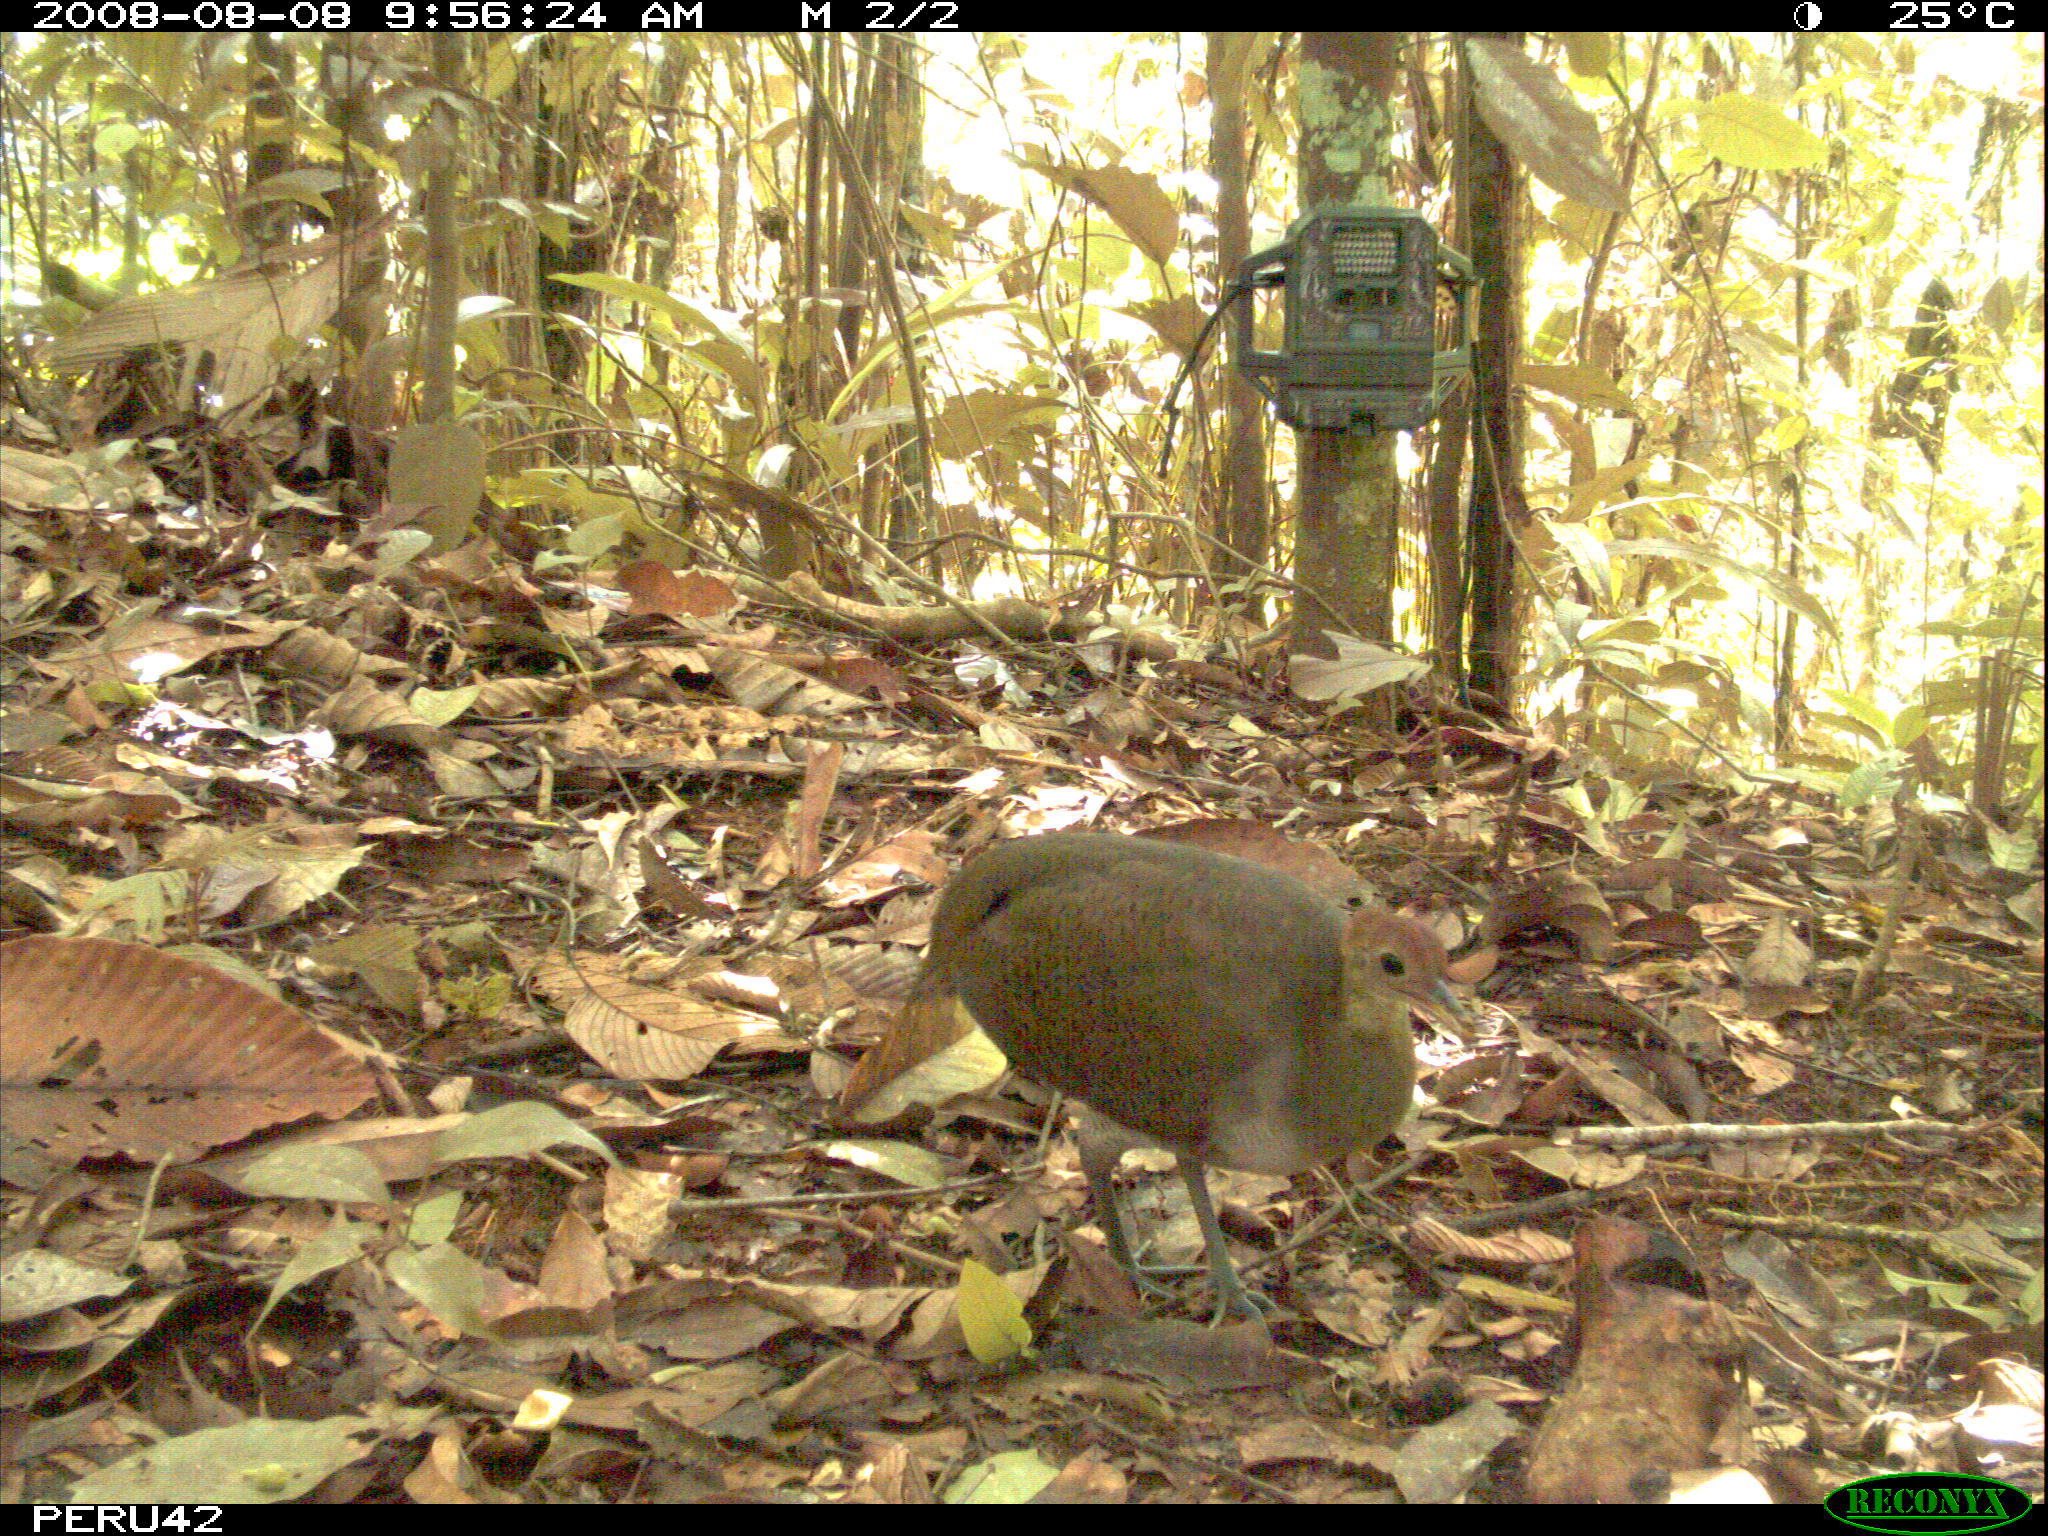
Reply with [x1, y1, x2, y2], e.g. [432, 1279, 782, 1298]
[318, 676, 441, 750]
[0, 936, 378, 1164]
[701, 645, 864, 718]
[1140, 819, 1372, 907]
[522, 950, 798, 1079]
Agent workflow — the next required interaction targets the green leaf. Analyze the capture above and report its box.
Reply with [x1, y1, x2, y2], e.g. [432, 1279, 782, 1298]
[1522, 362, 1638, 414]
[226, 1145, 389, 1207]
[820, 1139, 954, 1189]
[1837, 754, 1903, 810]
[249, 1212, 367, 1339]
[68, 1415, 409, 1504]
[842, 1027, 1009, 1124]
[1546, 517, 1614, 608]
[956, 1258, 1033, 1367]
[1821, 688, 1892, 744]
[431, 1101, 617, 1167]
[552, 272, 743, 347]
[409, 684, 481, 726]
[943, 1447, 1060, 1504]
[386, 1241, 516, 1339]
[1696, 93, 1828, 171]
[408, 1189, 464, 1247]
[1605, 538, 1838, 640]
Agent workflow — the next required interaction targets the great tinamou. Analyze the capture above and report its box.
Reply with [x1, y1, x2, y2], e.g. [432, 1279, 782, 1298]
[919, 831, 1465, 1320]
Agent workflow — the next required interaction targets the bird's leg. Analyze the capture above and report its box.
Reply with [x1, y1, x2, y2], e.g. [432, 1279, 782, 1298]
[1076, 1114, 1269, 1319]
[1076, 1122, 1179, 1301]
[1176, 1159, 1274, 1324]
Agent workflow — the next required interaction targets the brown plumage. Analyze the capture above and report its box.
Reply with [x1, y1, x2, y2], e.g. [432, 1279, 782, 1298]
[918, 831, 1463, 1319]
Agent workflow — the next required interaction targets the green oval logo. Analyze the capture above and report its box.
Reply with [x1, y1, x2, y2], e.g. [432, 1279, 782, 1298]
[1824, 1472, 2033, 1534]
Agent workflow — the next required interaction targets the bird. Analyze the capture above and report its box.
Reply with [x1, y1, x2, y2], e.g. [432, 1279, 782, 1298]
[916, 830, 1466, 1321]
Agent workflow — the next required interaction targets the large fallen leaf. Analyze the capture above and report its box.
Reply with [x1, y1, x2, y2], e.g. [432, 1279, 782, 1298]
[0, 1249, 132, 1325]
[0, 1288, 191, 1409]
[67, 1410, 434, 1504]
[45, 252, 348, 417]
[522, 949, 798, 1079]
[0, 937, 378, 1164]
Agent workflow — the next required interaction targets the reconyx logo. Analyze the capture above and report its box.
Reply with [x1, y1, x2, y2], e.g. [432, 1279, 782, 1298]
[1824, 1472, 2032, 1534]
